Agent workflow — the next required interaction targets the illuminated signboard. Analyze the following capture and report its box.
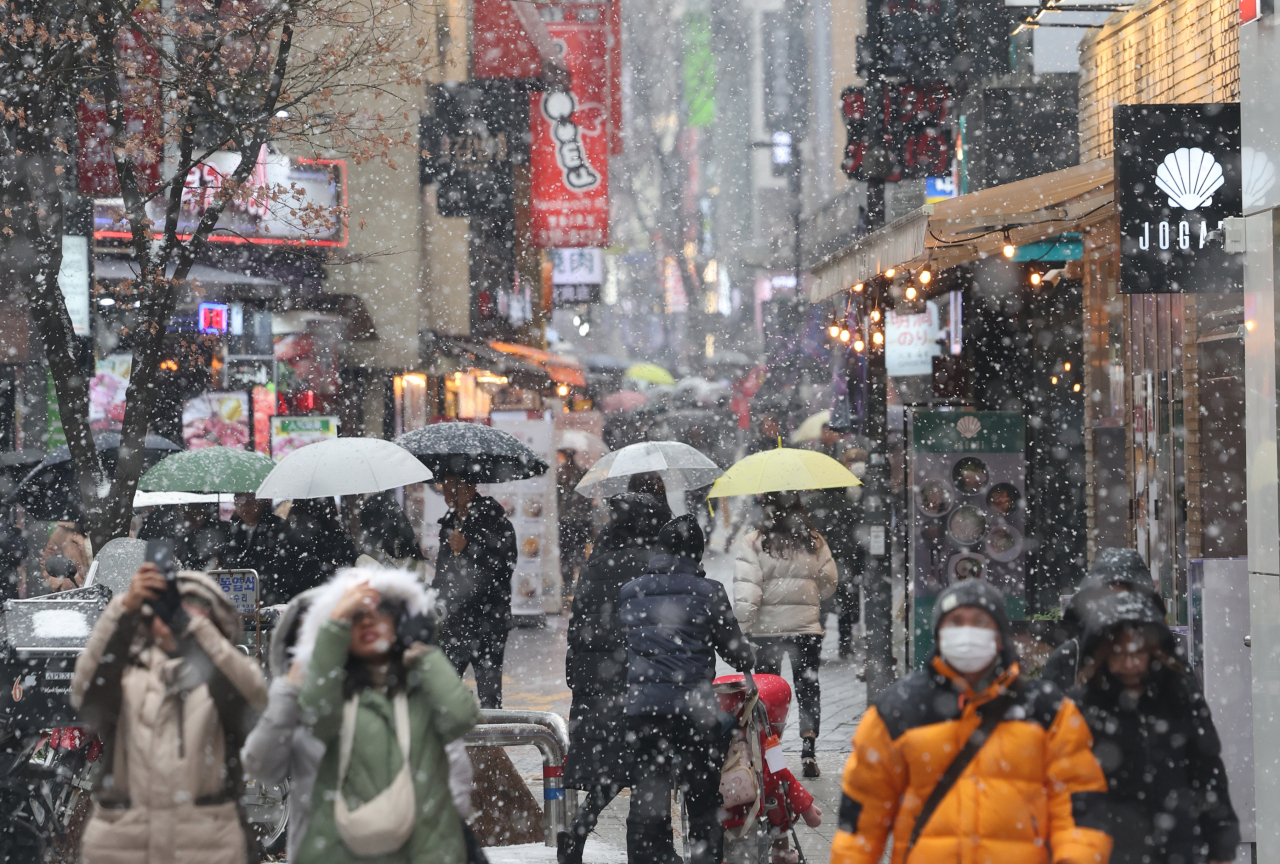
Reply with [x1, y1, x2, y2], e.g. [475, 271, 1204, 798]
[198, 303, 229, 334]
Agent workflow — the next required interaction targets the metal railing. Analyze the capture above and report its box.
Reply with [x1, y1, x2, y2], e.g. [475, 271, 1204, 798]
[465, 709, 575, 847]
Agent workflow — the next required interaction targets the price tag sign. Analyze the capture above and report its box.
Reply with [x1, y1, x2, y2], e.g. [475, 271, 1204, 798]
[216, 572, 258, 615]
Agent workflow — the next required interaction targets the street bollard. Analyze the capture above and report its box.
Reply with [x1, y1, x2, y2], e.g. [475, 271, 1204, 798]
[464, 722, 568, 846]
[479, 709, 577, 816]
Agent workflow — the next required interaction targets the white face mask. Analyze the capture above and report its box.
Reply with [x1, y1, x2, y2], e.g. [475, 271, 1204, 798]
[938, 625, 1000, 674]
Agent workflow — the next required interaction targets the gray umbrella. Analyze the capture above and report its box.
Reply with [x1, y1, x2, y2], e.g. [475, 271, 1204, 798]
[395, 423, 548, 484]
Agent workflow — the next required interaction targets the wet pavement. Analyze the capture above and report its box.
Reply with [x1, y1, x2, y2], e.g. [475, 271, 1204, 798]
[462, 544, 869, 862]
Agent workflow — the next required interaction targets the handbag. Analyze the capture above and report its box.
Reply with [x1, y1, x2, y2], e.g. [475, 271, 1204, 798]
[334, 692, 417, 856]
[719, 737, 757, 809]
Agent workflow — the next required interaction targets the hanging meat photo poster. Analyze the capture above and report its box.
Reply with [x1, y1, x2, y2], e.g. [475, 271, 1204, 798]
[530, 4, 610, 248]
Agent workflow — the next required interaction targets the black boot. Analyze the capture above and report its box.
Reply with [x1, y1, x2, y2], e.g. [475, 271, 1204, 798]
[801, 735, 820, 778]
[627, 818, 683, 864]
[558, 830, 586, 864]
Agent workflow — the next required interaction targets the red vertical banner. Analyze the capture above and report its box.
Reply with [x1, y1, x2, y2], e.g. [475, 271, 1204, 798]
[530, 7, 610, 248]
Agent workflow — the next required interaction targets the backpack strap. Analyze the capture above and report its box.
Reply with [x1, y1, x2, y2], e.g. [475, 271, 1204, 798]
[905, 691, 1017, 857]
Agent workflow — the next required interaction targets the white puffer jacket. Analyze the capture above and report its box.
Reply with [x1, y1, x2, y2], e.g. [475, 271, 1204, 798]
[733, 530, 839, 637]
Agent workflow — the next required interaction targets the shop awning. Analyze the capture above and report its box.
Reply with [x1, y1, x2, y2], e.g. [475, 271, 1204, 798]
[420, 331, 554, 390]
[489, 341, 588, 387]
[810, 158, 1115, 304]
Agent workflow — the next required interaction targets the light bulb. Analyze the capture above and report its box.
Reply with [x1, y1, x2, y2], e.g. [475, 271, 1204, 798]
[1030, 272, 1042, 286]
[1073, 383, 1082, 392]
[557, 384, 570, 397]
[1063, 362, 1071, 372]
[919, 270, 931, 284]
[1003, 242, 1016, 258]
[1051, 376, 1058, 385]
[853, 338, 865, 352]
[905, 286, 917, 301]
[829, 325, 840, 338]
[885, 267, 896, 279]
[872, 331, 884, 346]
[853, 283, 864, 293]
[839, 329, 851, 343]
[870, 309, 881, 323]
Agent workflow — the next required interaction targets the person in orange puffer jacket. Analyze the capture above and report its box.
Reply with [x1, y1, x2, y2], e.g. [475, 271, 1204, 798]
[830, 579, 1112, 864]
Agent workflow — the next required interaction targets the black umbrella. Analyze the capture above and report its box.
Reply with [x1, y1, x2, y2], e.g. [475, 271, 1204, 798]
[14, 432, 182, 521]
[395, 423, 548, 484]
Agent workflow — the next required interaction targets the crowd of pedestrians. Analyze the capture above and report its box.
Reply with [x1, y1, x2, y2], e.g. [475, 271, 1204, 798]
[48, 434, 1241, 864]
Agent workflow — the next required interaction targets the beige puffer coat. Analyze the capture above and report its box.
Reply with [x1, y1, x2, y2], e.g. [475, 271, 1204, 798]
[732, 530, 839, 636]
[71, 571, 269, 864]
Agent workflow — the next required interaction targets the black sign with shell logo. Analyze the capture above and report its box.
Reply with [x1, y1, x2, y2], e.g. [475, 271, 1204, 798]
[1115, 104, 1242, 294]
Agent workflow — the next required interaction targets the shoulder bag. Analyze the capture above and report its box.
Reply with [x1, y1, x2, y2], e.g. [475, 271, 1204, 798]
[904, 692, 1016, 858]
[334, 692, 417, 856]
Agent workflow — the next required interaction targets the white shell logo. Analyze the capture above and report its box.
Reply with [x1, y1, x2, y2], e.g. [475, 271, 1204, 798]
[1155, 147, 1224, 210]
[956, 416, 981, 439]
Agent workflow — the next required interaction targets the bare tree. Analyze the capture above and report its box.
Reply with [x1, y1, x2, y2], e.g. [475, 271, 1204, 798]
[0, 0, 435, 548]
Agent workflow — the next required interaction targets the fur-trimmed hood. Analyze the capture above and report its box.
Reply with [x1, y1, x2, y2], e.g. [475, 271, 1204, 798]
[175, 570, 242, 642]
[292, 566, 439, 668]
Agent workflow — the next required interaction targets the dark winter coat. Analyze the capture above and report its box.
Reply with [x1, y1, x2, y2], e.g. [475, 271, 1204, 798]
[557, 459, 593, 523]
[138, 506, 230, 571]
[436, 495, 518, 636]
[271, 510, 358, 605]
[1070, 664, 1240, 864]
[618, 552, 755, 722]
[359, 492, 426, 562]
[563, 493, 667, 790]
[223, 512, 293, 604]
[1043, 547, 1164, 690]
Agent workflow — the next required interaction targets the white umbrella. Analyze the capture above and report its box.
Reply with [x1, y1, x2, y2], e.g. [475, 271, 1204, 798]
[791, 410, 831, 443]
[133, 490, 227, 508]
[257, 437, 432, 499]
[575, 441, 722, 497]
[556, 428, 609, 468]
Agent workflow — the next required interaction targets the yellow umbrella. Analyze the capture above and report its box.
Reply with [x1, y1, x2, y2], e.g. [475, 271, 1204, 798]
[706, 446, 862, 498]
[790, 410, 831, 443]
[625, 363, 676, 386]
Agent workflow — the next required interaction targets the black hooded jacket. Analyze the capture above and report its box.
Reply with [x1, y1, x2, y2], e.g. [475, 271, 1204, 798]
[1043, 547, 1164, 689]
[619, 547, 754, 721]
[1070, 661, 1240, 863]
[563, 493, 669, 789]
[436, 494, 518, 633]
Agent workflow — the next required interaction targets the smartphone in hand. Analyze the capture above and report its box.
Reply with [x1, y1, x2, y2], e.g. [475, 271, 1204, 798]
[144, 539, 186, 629]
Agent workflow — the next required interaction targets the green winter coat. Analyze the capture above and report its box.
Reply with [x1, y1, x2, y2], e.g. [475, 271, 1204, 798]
[296, 620, 481, 864]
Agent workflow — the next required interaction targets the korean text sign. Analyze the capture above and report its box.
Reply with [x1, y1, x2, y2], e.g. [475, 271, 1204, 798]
[530, 7, 610, 248]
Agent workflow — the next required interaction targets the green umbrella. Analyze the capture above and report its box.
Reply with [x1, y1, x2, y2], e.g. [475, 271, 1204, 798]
[138, 446, 276, 494]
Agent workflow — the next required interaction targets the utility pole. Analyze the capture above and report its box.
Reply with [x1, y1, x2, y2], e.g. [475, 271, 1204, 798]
[861, 282, 894, 698]
[857, 0, 894, 699]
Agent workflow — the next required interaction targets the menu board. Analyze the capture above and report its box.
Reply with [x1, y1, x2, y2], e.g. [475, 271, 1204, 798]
[488, 411, 559, 619]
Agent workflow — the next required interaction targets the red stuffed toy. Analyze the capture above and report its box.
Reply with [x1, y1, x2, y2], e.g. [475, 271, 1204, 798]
[715, 674, 821, 863]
